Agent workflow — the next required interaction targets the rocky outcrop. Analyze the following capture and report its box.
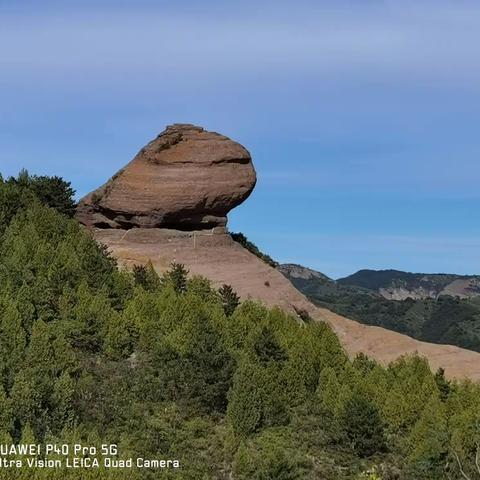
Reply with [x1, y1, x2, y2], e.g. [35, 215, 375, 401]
[278, 263, 333, 282]
[76, 124, 256, 230]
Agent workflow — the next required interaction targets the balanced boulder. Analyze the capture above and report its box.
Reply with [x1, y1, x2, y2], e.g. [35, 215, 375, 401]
[76, 124, 256, 230]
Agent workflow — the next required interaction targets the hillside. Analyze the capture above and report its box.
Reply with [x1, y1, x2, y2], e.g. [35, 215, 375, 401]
[90, 227, 480, 380]
[280, 264, 480, 353]
[3, 139, 480, 477]
[338, 269, 480, 300]
[1, 191, 479, 478]
[74, 126, 480, 381]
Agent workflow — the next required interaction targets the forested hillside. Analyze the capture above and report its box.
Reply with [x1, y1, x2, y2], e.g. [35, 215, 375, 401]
[280, 264, 480, 354]
[0, 172, 480, 479]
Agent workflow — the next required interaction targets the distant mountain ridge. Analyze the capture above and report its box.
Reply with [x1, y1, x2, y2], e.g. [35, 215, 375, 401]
[338, 269, 480, 300]
[279, 264, 480, 353]
[278, 264, 480, 301]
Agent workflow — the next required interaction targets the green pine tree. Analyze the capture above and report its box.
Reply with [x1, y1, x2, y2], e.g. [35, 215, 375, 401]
[218, 284, 240, 316]
[227, 362, 264, 437]
[132, 262, 160, 291]
[253, 326, 288, 364]
[434, 368, 451, 402]
[162, 262, 189, 294]
[408, 393, 448, 478]
[340, 390, 386, 457]
[0, 301, 27, 388]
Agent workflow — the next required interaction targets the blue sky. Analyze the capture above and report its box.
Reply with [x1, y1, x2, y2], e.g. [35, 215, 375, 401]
[1, 0, 479, 278]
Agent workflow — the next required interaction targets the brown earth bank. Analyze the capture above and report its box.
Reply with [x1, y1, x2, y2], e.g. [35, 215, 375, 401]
[92, 227, 480, 381]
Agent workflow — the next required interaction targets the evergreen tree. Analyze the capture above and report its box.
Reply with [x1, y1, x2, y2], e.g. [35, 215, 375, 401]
[1, 170, 76, 221]
[187, 275, 216, 302]
[28, 175, 76, 217]
[224, 301, 270, 352]
[132, 264, 149, 287]
[0, 302, 26, 388]
[162, 262, 188, 294]
[353, 352, 377, 376]
[383, 356, 437, 435]
[0, 386, 13, 434]
[104, 311, 135, 360]
[10, 371, 42, 436]
[132, 262, 160, 291]
[227, 361, 290, 438]
[317, 366, 341, 415]
[0, 180, 36, 233]
[140, 307, 235, 414]
[253, 326, 288, 364]
[312, 322, 348, 372]
[260, 364, 291, 428]
[340, 390, 386, 457]
[227, 362, 264, 437]
[434, 368, 451, 402]
[408, 393, 448, 478]
[50, 372, 76, 432]
[233, 432, 307, 480]
[218, 283, 240, 316]
[447, 382, 480, 479]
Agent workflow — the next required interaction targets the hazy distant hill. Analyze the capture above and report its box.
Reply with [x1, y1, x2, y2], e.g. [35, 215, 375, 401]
[338, 269, 480, 300]
[279, 264, 480, 353]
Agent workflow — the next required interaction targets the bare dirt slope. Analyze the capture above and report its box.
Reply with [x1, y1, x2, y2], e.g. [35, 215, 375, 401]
[94, 227, 480, 381]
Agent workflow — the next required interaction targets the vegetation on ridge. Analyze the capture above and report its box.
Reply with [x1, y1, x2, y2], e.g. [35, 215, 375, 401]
[0, 172, 479, 479]
[230, 232, 278, 268]
[0, 169, 76, 226]
[282, 264, 480, 354]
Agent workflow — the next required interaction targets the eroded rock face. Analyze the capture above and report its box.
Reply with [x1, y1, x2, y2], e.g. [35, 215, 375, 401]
[76, 124, 256, 230]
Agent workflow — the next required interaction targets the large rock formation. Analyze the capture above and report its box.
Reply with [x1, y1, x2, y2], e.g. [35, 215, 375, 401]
[76, 124, 256, 230]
